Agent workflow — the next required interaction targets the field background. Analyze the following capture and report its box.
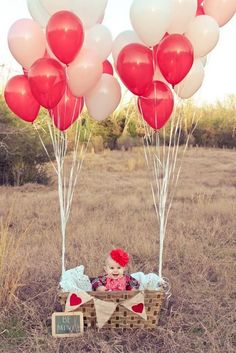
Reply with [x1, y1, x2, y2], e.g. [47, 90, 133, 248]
[0, 146, 235, 353]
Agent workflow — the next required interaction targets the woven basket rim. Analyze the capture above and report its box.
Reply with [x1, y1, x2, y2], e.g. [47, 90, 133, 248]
[58, 288, 165, 296]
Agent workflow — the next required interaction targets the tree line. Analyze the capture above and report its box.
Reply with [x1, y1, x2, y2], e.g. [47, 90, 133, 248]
[0, 95, 235, 186]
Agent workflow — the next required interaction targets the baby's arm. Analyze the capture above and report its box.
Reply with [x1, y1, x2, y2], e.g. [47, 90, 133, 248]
[96, 285, 106, 292]
[91, 276, 107, 291]
[126, 274, 140, 291]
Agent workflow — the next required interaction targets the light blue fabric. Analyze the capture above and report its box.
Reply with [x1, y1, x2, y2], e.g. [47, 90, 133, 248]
[131, 272, 163, 290]
[60, 267, 163, 292]
[60, 265, 92, 292]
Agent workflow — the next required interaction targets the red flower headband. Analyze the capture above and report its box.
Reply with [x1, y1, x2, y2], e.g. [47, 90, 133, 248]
[110, 248, 129, 267]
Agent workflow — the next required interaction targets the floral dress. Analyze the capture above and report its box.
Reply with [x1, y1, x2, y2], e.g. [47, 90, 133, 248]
[92, 274, 140, 291]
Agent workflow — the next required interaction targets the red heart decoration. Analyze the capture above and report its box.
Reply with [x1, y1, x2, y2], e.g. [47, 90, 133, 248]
[132, 303, 144, 314]
[70, 294, 82, 307]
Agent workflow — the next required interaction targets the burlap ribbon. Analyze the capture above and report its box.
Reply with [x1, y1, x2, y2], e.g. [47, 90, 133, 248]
[65, 290, 147, 328]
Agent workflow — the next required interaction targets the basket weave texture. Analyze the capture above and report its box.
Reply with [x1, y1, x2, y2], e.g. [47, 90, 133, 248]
[59, 290, 164, 329]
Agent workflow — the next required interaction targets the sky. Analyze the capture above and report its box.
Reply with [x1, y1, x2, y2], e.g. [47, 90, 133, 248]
[0, 0, 235, 105]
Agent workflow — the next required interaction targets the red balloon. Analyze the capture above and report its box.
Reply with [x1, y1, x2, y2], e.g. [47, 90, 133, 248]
[153, 33, 169, 65]
[156, 34, 194, 85]
[117, 43, 154, 96]
[28, 58, 66, 109]
[103, 60, 114, 75]
[50, 87, 84, 131]
[46, 11, 84, 65]
[196, 5, 205, 16]
[22, 67, 28, 77]
[4, 75, 40, 123]
[138, 81, 174, 130]
[197, 0, 203, 5]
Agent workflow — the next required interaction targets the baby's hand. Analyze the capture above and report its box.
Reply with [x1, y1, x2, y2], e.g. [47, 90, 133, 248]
[96, 286, 106, 292]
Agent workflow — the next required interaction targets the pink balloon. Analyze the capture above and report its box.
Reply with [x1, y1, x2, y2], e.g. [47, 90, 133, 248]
[174, 59, 204, 99]
[4, 75, 40, 123]
[67, 48, 103, 97]
[204, 0, 236, 27]
[8, 19, 46, 69]
[85, 74, 121, 121]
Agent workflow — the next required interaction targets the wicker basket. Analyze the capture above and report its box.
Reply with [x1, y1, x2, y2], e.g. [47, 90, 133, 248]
[59, 290, 164, 329]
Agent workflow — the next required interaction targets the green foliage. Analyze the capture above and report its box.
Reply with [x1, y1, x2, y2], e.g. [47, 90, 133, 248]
[91, 135, 104, 153]
[1, 95, 235, 186]
[117, 135, 134, 151]
[190, 96, 236, 148]
[87, 113, 121, 150]
[0, 98, 54, 186]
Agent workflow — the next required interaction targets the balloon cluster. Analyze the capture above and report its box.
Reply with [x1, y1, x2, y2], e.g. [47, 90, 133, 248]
[4, 0, 121, 131]
[114, 0, 235, 130]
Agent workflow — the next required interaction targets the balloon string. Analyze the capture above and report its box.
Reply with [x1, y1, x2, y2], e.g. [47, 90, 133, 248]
[35, 114, 91, 276]
[140, 91, 198, 279]
[151, 46, 158, 129]
[159, 276, 172, 305]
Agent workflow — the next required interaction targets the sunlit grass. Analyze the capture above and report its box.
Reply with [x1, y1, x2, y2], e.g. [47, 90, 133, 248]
[0, 147, 235, 353]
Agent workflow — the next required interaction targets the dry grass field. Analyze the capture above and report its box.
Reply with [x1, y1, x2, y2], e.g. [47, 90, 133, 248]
[0, 147, 235, 353]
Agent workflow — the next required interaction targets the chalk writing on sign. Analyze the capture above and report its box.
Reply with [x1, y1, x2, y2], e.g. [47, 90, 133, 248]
[52, 312, 84, 337]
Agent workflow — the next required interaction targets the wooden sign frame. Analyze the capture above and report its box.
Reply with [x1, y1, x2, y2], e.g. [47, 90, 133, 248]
[52, 312, 84, 338]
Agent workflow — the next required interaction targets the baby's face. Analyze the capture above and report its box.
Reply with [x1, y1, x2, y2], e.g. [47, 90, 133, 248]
[104, 256, 125, 279]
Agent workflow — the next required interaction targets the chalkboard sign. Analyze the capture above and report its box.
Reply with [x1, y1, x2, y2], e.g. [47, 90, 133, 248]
[52, 312, 84, 337]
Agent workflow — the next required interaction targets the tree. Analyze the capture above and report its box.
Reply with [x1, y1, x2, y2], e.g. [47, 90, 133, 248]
[0, 98, 54, 185]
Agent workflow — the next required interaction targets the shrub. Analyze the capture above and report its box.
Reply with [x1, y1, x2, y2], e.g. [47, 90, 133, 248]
[91, 135, 104, 153]
[0, 99, 54, 186]
[117, 135, 133, 151]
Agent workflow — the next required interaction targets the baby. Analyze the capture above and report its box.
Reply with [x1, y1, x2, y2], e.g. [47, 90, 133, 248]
[92, 248, 140, 291]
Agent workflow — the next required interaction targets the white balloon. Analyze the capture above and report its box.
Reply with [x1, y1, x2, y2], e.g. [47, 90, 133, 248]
[72, 0, 108, 29]
[67, 48, 103, 97]
[27, 0, 50, 28]
[201, 56, 207, 67]
[83, 24, 112, 61]
[185, 15, 220, 58]
[112, 30, 143, 63]
[40, 0, 108, 28]
[85, 74, 121, 121]
[40, 0, 73, 14]
[168, 0, 197, 34]
[174, 59, 204, 99]
[98, 12, 105, 24]
[130, 0, 172, 46]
